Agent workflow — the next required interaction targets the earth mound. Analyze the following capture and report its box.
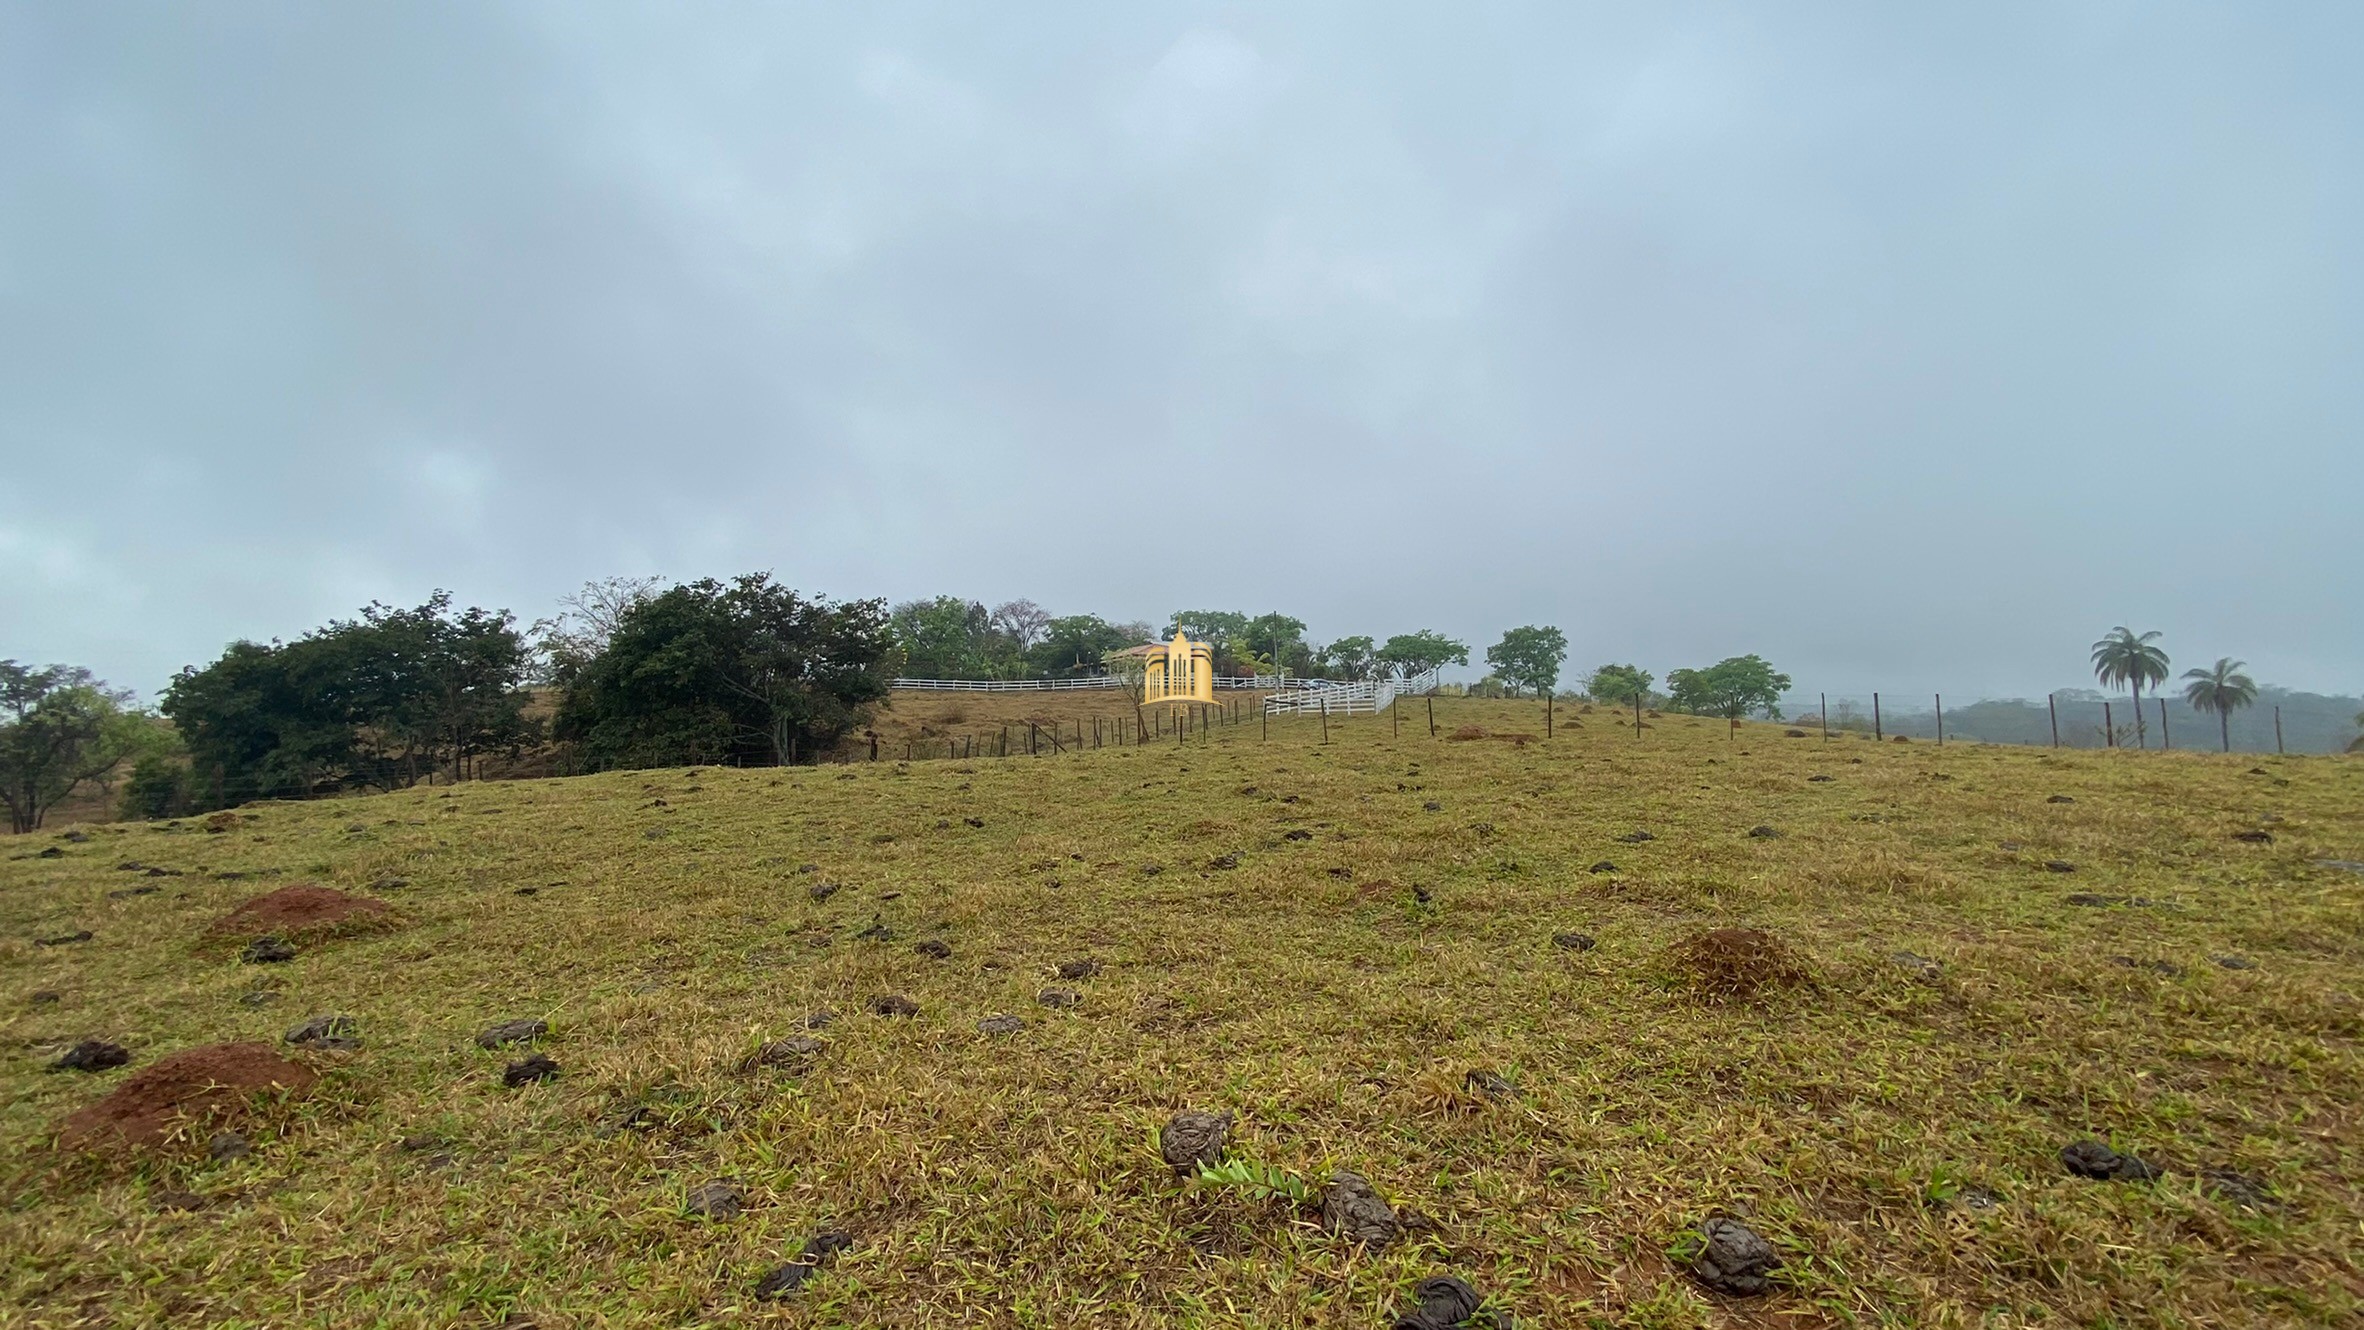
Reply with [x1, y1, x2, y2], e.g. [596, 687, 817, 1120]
[59, 1042, 315, 1148]
[204, 885, 391, 942]
[1668, 927, 1812, 1000]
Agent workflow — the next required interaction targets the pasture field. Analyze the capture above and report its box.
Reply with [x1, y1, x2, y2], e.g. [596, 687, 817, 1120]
[3, 700, 2360, 1328]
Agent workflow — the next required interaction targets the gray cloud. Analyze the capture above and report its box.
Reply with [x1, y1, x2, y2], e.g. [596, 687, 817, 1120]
[3, 2, 2358, 701]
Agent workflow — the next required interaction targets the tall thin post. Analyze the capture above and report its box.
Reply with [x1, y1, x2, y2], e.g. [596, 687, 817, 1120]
[1321, 697, 1330, 744]
[1029, 722, 1039, 756]
[1820, 692, 1828, 741]
[2104, 702, 2114, 747]
[2158, 698, 2170, 750]
[1935, 694, 1943, 746]
[1393, 699, 1400, 739]
[2048, 693, 2059, 747]
[2274, 706, 2284, 754]
[1428, 696, 1436, 737]
[1262, 702, 1268, 741]
[1546, 690, 1553, 739]
[1873, 693, 1882, 741]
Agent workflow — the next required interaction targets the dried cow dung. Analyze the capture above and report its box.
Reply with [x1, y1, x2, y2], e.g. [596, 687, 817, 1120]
[686, 1179, 744, 1220]
[1160, 1109, 1231, 1173]
[754, 1228, 854, 1299]
[976, 1014, 1025, 1035]
[1390, 1275, 1483, 1330]
[475, 1019, 548, 1049]
[1614, 830, 1655, 843]
[1686, 1217, 1780, 1296]
[502, 1054, 560, 1087]
[1055, 958, 1102, 980]
[1463, 1069, 1517, 1100]
[913, 939, 952, 960]
[1551, 931, 1597, 952]
[1587, 861, 1616, 874]
[1035, 987, 1080, 1009]
[745, 1035, 826, 1070]
[867, 994, 919, 1017]
[208, 1130, 251, 1161]
[283, 1014, 359, 1050]
[1746, 825, 1781, 839]
[2060, 1139, 2161, 1182]
[241, 936, 297, 964]
[51, 1039, 131, 1073]
[1321, 1169, 1399, 1248]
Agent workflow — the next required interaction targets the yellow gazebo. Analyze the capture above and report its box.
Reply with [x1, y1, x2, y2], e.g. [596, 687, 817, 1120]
[1139, 631, 1215, 707]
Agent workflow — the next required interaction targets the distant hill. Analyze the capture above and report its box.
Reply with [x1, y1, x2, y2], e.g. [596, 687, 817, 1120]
[1782, 686, 2360, 754]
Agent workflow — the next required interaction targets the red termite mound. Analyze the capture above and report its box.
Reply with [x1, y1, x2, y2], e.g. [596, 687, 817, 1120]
[59, 1042, 315, 1148]
[203, 885, 390, 941]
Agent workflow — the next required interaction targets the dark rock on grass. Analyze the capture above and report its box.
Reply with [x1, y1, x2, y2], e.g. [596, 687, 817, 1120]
[753, 1229, 854, 1300]
[2200, 1167, 2279, 1211]
[1035, 987, 1080, 1009]
[964, 817, 984, 828]
[976, 1014, 1025, 1035]
[804, 1008, 838, 1029]
[1055, 958, 1102, 980]
[31, 990, 61, 1005]
[853, 920, 894, 942]
[1139, 864, 1164, 877]
[2213, 955, 2258, 970]
[2047, 794, 2075, 804]
[52, 1039, 131, 1072]
[1321, 1169, 1399, 1248]
[2231, 829, 2274, 844]
[745, 1036, 827, 1071]
[913, 939, 952, 961]
[1890, 950, 1943, 981]
[1552, 932, 1597, 952]
[502, 1053, 560, 1087]
[35, 846, 65, 859]
[36, 930, 94, 947]
[1614, 829, 1655, 843]
[1587, 861, 1616, 874]
[475, 1019, 548, 1049]
[796, 863, 820, 874]
[1391, 1275, 1482, 1330]
[1806, 774, 1834, 782]
[513, 886, 538, 897]
[686, 1179, 744, 1221]
[2061, 1139, 2161, 1182]
[208, 1130, 250, 1162]
[1326, 866, 1353, 879]
[284, 1014, 359, 1050]
[241, 936, 297, 964]
[1422, 801, 1442, 812]
[1684, 1217, 1780, 1296]
[1206, 853, 1239, 870]
[877, 891, 901, 901]
[2043, 860, 2076, 873]
[1746, 825, 1781, 839]
[1463, 1069, 1517, 1100]
[807, 882, 842, 903]
[1784, 728, 1808, 738]
[1160, 1109, 1231, 1173]
[371, 876, 411, 891]
[1411, 884, 1433, 905]
[1282, 829, 1313, 842]
[866, 994, 919, 1018]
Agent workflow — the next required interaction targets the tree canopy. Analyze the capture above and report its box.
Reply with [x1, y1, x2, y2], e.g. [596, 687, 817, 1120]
[1, 663, 163, 833]
[1377, 630, 1469, 679]
[1484, 626, 1567, 698]
[1585, 663, 1655, 706]
[1665, 655, 1792, 723]
[162, 592, 535, 806]
[2181, 657, 2259, 753]
[2091, 626, 2170, 748]
[555, 575, 892, 769]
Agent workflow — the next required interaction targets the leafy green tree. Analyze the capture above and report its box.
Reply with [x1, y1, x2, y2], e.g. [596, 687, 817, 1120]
[1320, 635, 1378, 681]
[2091, 626, 2170, 749]
[990, 600, 1051, 654]
[1585, 664, 1654, 707]
[164, 592, 535, 802]
[890, 597, 998, 679]
[1665, 655, 1793, 728]
[119, 753, 193, 821]
[530, 576, 662, 684]
[1485, 626, 1568, 699]
[1030, 615, 1133, 678]
[555, 575, 892, 768]
[2181, 657, 2259, 752]
[0, 662, 161, 833]
[1166, 611, 1250, 670]
[1244, 614, 1309, 672]
[1376, 630, 1469, 679]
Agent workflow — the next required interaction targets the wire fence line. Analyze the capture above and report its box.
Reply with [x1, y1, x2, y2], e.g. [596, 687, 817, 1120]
[1772, 691, 2352, 754]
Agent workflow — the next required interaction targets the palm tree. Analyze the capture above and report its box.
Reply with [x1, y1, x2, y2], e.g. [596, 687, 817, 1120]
[2091, 627, 2169, 749]
[2180, 658, 2258, 753]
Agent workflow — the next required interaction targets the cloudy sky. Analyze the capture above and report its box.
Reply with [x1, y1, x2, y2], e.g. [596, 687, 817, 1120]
[4, 2, 2359, 702]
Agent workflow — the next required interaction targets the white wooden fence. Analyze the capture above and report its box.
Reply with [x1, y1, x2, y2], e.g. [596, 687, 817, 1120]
[892, 674, 1284, 692]
[1262, 668, 1442, 716]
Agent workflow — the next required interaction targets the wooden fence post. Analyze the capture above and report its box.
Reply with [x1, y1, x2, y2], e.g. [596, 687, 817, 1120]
[1546, 691, 1553, 739]
[2103, 702, 2114, 747]
[1819, 692, 1828, 741]
[2158, 697, 2170, 750]
[2274, 706, 2284, 754]
[2048, 693, 2059, 747]
[1428, 696, 1436, 737]
[1873, 693, 1882, 741]
[1935, 694, 1943, 746]
[1320, 697, 1329, 744]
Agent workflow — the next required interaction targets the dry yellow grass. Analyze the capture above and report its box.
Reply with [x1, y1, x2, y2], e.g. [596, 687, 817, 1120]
[2, 699, 2359, 1327]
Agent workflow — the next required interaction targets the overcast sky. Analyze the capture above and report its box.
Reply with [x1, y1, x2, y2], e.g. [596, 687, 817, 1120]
[4, 3, 2359, 703]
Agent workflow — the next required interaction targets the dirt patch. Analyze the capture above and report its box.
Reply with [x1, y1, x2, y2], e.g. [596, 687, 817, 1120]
[1668, 928, 1812, 1000]
[1447, 725, 1490, 741]
[59, 1042, 315, 1149]
[204, 885, 391, 944]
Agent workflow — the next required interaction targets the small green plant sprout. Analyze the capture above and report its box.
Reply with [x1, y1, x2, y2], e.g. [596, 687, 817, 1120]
[1193, 1156, 1314, 1206]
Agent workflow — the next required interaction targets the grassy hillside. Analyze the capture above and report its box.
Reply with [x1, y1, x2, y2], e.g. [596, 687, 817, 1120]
[4, 701, 2360, 1328]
